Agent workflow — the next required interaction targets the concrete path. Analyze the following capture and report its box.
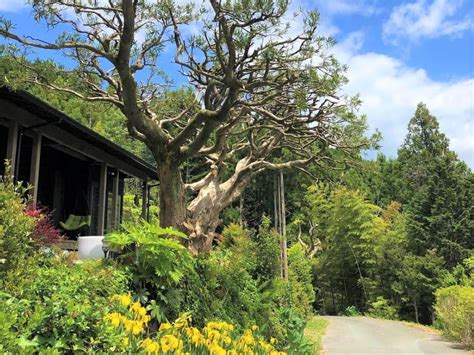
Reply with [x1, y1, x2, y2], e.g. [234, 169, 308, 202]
[322, 316, 469, 355]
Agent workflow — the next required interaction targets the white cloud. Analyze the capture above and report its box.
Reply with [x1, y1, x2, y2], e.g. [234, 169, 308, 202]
[383, 0, 474, 42]
[333, 32, 474, 167]
[0, 0, 27, 12]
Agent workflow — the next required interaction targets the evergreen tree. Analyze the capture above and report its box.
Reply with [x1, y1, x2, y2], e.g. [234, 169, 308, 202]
[397, 103, 474, 268]
[393, 250, 445, 323]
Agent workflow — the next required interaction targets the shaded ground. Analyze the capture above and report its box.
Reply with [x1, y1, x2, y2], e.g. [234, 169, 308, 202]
[322, 316, 469, 355]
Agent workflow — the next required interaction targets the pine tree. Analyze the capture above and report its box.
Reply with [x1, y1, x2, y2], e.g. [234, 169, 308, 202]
[398, 103, 474, 268]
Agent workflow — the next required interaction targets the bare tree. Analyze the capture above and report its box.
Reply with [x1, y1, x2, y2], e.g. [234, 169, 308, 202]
[0, 0, 372, 253]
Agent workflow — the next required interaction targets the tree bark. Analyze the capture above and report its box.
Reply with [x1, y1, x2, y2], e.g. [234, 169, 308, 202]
[185, 180, 233, 254]
[158, 158, 186, 231]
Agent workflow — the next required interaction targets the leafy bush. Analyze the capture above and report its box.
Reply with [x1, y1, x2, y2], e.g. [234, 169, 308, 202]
[221, 223, 251, 249]
[103, 295, 286, 354]
[288, 244, 315, 318]
[341, 305, 361, 317]
[220, 224, 257, 272]
[105, 222, 195, 320]
[0, 165, 35, 273]
[254, 216, 281, 281]
[441, 256, 474, 288]
[170, 230, 302, 346]
[0, 257, 131, 352]
[367, 297, 399, 320]
[279, 307, 313, 355]
[178, 246, 275, 334]
[435, 285, 474, 346]
[105, 222, 194, 289]
[105, 221, 294, 343]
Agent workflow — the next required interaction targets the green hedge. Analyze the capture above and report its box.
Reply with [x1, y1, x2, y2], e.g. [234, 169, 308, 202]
[435, 285, 473, 346]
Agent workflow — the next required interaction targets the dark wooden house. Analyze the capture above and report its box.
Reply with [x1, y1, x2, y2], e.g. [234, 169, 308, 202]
[0, 86, 157, 236]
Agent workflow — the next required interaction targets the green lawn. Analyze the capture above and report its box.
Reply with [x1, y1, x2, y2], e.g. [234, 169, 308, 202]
[305, 316, 329, 355]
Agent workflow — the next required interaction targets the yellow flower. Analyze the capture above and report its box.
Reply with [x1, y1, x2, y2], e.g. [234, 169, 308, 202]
[131, 321, 144, 335]
[104, 312, 122, 328]
[138, 306, 147, 317]
[251, 325, 258, 331]
[241, 329, 255, 346]
[159, 322, 172, 331]
[114, 294, 131, 307]
[191, 333, 201, 344]
[208, 344, 226, 355]
[123, 319, 133, 332]
[207, 329, 220, 341]
[174, 320, 186, 329]
[242, 334, 254, 345]
[141, 338, 153, 348]
[130, 301, 142, 313]
[145, 341, 160, 354]
[122, 337, 129, 346]
[142, 314, 151, 324]
[160, 334, 179, 352]
[259, 340, 273, 352]
[270, 337, 278, 345]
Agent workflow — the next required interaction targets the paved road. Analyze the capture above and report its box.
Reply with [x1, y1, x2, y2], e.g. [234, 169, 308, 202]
[322, 316, 469, 355]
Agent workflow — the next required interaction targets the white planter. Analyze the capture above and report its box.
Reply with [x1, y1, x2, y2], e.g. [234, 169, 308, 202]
[78, 236, 104, 259]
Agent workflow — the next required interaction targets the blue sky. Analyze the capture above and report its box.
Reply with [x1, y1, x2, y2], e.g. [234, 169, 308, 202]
[1, 0, 473, 167]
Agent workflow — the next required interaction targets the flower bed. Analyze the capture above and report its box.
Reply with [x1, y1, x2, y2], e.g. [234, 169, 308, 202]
[103, 294, 285, 354]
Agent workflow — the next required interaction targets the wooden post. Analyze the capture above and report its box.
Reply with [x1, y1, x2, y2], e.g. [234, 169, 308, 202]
[97, 164, 107, 235]
[111, 170, 120, 230]
[29, 132, 42, 207]
[280, 170, 288, 281]
[274, 174, 279, 231]
[6, 121, 18, 177]
[239, 195, 244, 227]
[274, 171, 288, 280]
[52, 170, 64, 224]
[142, 179, 148, 220]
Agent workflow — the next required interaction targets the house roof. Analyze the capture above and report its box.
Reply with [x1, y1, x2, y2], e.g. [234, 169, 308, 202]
[0, 86, 158, 180]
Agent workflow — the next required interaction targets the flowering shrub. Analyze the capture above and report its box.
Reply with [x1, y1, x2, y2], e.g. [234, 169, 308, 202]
[24, 204, 64, 245]
[0, 257, 131, 352]
[103, 294, 286, 354]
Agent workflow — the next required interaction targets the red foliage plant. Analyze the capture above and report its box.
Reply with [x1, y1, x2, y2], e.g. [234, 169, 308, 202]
[24, 204, 64, 245]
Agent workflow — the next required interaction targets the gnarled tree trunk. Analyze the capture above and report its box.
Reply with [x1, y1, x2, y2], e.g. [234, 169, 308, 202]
[158, 157, 187, 231]
[156, 156, 253, 254]
[184, 173, 251, 254]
